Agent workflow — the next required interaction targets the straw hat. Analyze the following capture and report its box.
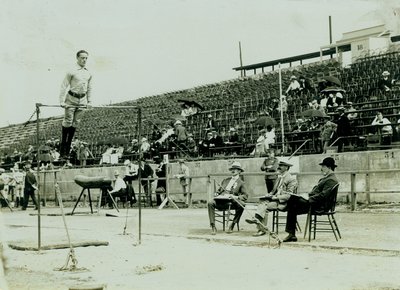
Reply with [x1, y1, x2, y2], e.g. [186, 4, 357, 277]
[228, 161, 244, 172]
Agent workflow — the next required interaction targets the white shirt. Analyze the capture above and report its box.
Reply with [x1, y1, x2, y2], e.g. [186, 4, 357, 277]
[109, 176, 127, 193]
[225, 175, 239, 192]
[125, 163, 139, 176]
[59, 64, 93, 103]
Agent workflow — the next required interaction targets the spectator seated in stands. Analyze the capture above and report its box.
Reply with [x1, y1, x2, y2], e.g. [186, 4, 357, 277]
[309, 99, 325, 114]
[77, 141, 93, 166]
[276, 96, 288, 114]
[141, 137, 151, 159]
[199, 131, 215, 157]
[127, 139, 139, 158]
[211, 130, 224, 154]
[107, 170, 127, 208]
[319, 94, 328, 112]
[265, 125, 276, 147]
[181, 103, 198, 118]
[345, 102, 358, 121]
[326, 92, 343, 113]
[378, 71, 395, 92]
[371, 111, 393, 146]
[285, 75, 301, 96]
[251, 128, 274, 158]
[50, 147, 60, 163]
[37, 143, 53, 170]
[298, 75, 313, 94]
[100, 144, 119, 165]
[150, 125, 162, 143]
[225, 127, 241, 155]
[206, 114, 216, 131]
[396, 115, 400, 140]
[186, 133, 198, 157]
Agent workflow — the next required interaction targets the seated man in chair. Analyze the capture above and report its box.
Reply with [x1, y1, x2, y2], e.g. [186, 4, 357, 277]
[246, 161, 297, 236]
[207, 161, 248, 235]
[283, 157, 339, 242]
[107, 170, 127, 208]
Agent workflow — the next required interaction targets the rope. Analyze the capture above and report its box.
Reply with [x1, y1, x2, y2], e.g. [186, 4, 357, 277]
[54, 179, 88, 272]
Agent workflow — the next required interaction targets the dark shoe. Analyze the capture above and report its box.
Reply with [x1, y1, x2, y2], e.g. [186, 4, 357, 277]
[245, 218, 260, 225]
[227, 223, 235, 234]
[211, 226, 217, 235]
[21, 208, 26, 211]
[283, 234, 298, 242]
[252, 230, 266, 237]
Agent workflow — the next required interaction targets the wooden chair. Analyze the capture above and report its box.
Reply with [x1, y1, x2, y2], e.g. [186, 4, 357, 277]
[214, 201, 240, 232]
[213, 180, 240, 232]
[304, 183, 341, 242]
[271, 209, 301, 234]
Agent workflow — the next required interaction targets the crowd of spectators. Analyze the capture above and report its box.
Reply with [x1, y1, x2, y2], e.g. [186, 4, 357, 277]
[2, 56, 400, 170]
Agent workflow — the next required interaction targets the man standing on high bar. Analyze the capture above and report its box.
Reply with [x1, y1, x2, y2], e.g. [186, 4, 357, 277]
[59, 50, 93, 160]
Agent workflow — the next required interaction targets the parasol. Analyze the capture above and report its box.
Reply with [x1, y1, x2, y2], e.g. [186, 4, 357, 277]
[254, 116, 277, 128]
[105, 136, 128, 145]
[177, 99, 205, 110]
[321, 86, 346, 93]
[323, 76, 341, 87]
[301, 109, 328, 118]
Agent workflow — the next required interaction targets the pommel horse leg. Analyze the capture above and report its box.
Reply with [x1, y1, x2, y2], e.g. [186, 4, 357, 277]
[71, 188, 94, 215]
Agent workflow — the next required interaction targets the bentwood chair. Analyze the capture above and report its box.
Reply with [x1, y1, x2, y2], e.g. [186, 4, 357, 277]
[304, 183, 341, 242]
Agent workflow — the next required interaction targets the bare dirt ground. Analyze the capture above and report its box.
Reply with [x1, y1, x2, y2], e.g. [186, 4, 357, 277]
[2, 205, 400, 290]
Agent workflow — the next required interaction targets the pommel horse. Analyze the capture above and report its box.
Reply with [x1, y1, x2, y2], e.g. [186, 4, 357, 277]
[71, 175, 114, 215]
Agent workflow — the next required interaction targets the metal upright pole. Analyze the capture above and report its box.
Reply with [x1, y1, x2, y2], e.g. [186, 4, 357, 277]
[278, 63, 285, 155]
[137, 107, 142, 244]
[35, 103, 41, 251]
[239, 41, 244, 78]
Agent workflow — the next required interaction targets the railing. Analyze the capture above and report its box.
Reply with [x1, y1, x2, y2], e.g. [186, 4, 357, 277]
[288, 139, 311, 159]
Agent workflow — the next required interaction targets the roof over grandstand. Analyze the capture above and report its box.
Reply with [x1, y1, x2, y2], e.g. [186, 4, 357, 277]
[231, 46, 351, 73]
[233, 24, 400, 74]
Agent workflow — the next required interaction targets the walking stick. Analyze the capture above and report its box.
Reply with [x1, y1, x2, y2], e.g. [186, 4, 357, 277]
[214, 180, 282, 247]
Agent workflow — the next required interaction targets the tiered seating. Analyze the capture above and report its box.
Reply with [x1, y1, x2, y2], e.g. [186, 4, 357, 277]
[2, 46, 400, 158]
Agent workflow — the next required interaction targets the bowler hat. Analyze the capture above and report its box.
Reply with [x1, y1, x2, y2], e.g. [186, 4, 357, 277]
[319, 157, 337, 169]
[113, 170, 120, 176]
[278, 161, 292, 168]
[228, 161, 244, 172]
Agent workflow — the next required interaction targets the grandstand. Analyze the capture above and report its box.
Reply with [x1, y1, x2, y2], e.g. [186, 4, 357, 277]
[1, 26, 400, 162]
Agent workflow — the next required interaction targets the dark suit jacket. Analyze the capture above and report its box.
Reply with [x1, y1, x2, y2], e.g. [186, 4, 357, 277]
[217, 177, 248, 202]
[308, 173, 339, 211]
[336, 114, 352, 137]
[139, 164, 154, 186]
[260, 157, 279, 180]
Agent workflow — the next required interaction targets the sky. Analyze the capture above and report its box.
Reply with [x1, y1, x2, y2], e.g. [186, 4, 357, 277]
[0, 0, 398, 128]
